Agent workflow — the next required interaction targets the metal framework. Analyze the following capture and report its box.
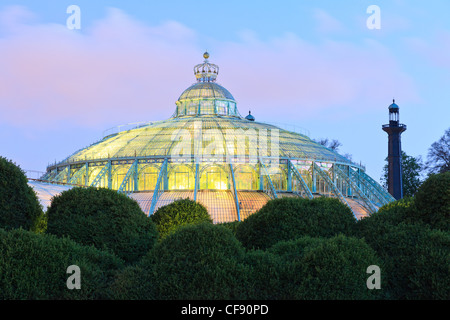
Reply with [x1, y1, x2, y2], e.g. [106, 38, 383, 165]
[287, 159, 313, 199]
[90, 162, 111, 187]
[334, 165, 377, 214]
[148, 158, 168, 215]
[36, 52, 394, 222]
[259, 157, 278, 200]
[313, 162, 351, 211]
[118, 160, 138, 193]
[68, 163, 88, 185]
[229, 162, 241, 221]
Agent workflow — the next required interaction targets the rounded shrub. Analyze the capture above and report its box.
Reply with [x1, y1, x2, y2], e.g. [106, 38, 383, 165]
[46, 187, 158, 264]
[354, 197, 417, 241]
[113, 223, 250, 299]
[151, 198, 212, 239]
[218, 220, 241, 236]
[0, 228, 124, 300]
[235, 197, 356, 250]
[0, 156, 42, 230]
[243, 249, 284, 299]
[291, 235, 382, 300]
[413, 172, 450, 231]
[361, 223, 449, 299]
[245, 236, 382, 300]
[109, 264, 156, 300]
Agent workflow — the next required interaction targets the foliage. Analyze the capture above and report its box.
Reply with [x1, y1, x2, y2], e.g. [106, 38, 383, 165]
[361, 223, 449, 299]
[235, 197, 356, 250]
[292, 235, 382, 300]
[381, 151, 424, 197]
[314, 138, 342, 152]
[425, 127, 450, 174]
[245, 235, 382, 300]
[413, 172, 450, 231]
[46, 187, 158, 264]
[354, 197, 417, 241]
[110, 223, 249, 299]
[151, 198, 211, 239]
[217, 220, 241, 236]
[0, 156, 43, 230]
[0, 228, 124, 300]
[30, 211, 48, 234]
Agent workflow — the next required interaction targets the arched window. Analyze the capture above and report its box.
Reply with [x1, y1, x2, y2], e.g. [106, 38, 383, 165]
[138, 165, 159, 191]
[234, 165, 258, 190]
[168, 165, 194, 190]
[200, 165, 228, 190]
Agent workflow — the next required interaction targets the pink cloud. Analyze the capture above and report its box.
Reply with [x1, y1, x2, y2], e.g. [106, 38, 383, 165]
[0, 6, 418, 130]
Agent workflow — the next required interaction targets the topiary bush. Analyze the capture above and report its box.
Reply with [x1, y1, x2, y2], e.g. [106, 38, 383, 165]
[291, 235, 383, 300]
[235, 197, 356, 250]
[0, 228, 124, 300]
[0, 156, 42, 230]
[218, 220, 241, 236]
[151, 198, 212, 239]
[111, 223, 250, 299]
[46, 187, 158, 264]
[354, 197, 417, 241]
[413, 172, 450, 231]
[244, 235, 382, 300]
[360, 223, 450, 299]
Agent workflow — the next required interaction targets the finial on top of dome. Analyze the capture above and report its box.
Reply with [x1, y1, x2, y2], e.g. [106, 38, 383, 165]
[245, 110, 255, 121]
[194, 51, 219, 83]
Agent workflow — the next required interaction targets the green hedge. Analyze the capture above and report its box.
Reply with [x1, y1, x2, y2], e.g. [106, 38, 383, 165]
[413, 172, 450, 231]
[0, 228, 124, 300]
[244, 236, 381, 300]
[110, 223, 249, 299]
[151, 198, 212, 239]
[235, 197, 356, 250]
[354, 197, 417, 242]
[360, 223, 449, 299]
[0, 156, 42, 230]
[46, 187, 158, 264]
[217, 221, 241, 236]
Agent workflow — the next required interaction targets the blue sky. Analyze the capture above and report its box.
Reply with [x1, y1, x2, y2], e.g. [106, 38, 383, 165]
[0, 0, 449, 181]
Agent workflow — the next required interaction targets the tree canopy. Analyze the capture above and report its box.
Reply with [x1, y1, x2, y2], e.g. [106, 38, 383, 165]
[426, 128, 450, 175]
[381, 151, 423, 197]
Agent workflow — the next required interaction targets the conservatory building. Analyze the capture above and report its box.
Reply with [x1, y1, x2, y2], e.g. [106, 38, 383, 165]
[29, 52, 394, 222]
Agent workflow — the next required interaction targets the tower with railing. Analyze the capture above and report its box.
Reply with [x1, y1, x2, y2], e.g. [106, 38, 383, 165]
[382, 99, 407, 200]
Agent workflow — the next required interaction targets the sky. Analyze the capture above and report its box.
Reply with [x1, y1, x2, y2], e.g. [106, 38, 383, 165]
[0, 0, 449, 182]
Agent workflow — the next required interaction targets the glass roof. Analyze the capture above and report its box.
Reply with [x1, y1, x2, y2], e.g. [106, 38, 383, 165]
[177, 82, 235, 102]
[58, 116, 353, 165]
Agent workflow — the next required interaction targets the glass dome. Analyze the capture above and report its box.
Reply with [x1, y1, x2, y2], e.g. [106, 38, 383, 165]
[175, 82, 239, 117]
[35, 52, 395, 224]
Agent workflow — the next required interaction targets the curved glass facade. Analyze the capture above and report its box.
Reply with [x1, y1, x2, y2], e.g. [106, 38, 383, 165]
[36, 53, 395, 222]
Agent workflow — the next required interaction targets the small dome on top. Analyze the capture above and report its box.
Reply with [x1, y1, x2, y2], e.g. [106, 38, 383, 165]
[389, 99, 399, 110]
[178, 82, 235, 101]
[174, 52, 240, 118]
[245, 111, 255, 121]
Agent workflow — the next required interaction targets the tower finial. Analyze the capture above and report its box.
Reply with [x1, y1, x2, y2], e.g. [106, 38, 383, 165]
[194, 51, 219, 82]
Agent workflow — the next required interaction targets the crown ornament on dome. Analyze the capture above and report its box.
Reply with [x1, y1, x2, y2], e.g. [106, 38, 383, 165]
[194, 51, 219, 82]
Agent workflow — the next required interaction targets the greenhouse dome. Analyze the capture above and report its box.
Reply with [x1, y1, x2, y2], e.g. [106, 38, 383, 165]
[32, 52, 395, 222]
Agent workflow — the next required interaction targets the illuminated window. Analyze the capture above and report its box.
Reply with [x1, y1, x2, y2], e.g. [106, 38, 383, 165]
[139, 166, 159, 190]
[169, 165, 194, 190]
[187, 103, 197, 115]
[200, 166, 228, 190]
[235, 165, 258, 190]
[113, 167, 128, 190]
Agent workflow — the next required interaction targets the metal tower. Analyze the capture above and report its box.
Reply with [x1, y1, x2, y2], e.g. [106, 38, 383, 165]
[382, 99, 407, 200]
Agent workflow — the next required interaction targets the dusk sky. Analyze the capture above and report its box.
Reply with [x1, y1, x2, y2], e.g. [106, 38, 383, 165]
[0, 0, 449, 181]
